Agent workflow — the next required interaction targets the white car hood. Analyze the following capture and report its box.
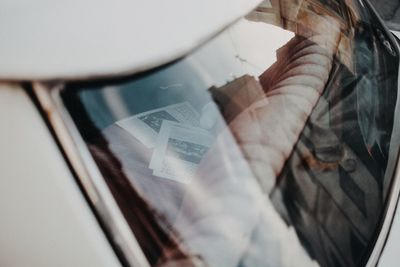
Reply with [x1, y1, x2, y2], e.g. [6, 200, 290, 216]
[0, 0, 262, 80]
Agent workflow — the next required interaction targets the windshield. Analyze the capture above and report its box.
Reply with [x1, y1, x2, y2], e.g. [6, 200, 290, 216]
[60, 0, 399, 266]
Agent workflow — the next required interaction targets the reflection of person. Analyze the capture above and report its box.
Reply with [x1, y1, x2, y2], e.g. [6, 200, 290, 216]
[88, 11, 342, 267]
[205, 22, 340, 195]
[173, 15, 342, 267]
[171, 123, 320, 267]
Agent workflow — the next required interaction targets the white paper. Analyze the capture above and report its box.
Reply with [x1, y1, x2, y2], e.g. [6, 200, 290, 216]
[116, 102, 200, 148]
[150, 121, 213, 183]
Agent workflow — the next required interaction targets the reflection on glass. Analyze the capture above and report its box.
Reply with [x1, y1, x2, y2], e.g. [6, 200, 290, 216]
[61, 0, 399, 266]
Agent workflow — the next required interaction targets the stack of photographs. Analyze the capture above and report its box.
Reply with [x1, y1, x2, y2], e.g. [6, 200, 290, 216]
[117, 102, 213, 183]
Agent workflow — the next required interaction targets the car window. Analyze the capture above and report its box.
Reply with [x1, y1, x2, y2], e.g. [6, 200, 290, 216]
[59, 0, 400, 266]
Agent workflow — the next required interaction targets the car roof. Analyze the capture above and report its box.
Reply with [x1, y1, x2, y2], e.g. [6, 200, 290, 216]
[0, 0, 262, 81]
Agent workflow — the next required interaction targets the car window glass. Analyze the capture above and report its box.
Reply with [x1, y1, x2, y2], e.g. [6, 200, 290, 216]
[60, 0, 400, 266]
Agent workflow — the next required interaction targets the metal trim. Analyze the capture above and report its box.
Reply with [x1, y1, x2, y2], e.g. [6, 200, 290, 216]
[33, 82, 151, 267]
[362, 0, 400, 266]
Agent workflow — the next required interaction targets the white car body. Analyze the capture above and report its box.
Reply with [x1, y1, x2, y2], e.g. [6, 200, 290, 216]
[0, 0, 399, 266]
